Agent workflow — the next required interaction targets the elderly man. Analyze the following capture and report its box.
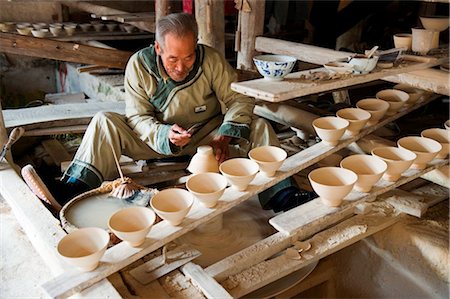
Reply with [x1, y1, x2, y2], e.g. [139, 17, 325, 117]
[24, 12, 301, 209]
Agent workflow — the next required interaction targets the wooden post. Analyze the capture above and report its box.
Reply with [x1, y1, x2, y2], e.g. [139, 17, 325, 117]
[236, 0, 265, 70]
[155, 0, 170, 25]
[0, 102, 8, 161]
[195, 0, 225, 55]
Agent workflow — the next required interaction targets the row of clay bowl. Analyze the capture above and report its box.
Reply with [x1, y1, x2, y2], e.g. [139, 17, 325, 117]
[313, 84, 425, 146]
[6, 21, 137, 37]
[309, 126, 449, 207]
[57, 145, 288, 272]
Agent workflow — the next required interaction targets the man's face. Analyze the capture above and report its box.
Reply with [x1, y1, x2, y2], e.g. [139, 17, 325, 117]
[155, 32, 197, 82]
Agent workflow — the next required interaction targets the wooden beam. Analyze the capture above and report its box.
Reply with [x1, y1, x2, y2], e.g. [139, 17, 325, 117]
[0, 33, 132, 69]
[155, 0, 169, 24]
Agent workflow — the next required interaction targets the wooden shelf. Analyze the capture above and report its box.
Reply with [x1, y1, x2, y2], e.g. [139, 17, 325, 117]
[231, 55, 447, 102]
[39, 92, 445, 299]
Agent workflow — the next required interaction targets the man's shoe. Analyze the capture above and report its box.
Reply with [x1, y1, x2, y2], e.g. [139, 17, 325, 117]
[265, 186, 318, 213]
[21, 164, 62, 211]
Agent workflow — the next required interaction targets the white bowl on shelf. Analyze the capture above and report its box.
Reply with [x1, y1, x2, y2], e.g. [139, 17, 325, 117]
[312, 116, 349, 146]
[150, 188, 193, 226]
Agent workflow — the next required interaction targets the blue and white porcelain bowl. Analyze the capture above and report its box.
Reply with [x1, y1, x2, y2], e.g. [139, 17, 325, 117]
[253, 54, 297, 81]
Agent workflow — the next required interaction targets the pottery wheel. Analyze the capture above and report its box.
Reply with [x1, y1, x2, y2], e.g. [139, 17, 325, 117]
[175, 196, 276, 267]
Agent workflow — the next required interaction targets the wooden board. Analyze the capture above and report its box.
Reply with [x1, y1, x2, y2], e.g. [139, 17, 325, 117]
[0, 33, 132, 69]
[231, 57, 447, 102]
[269, 158, 448, 235]
[182, 262, 233, 299]
[99, 12, 155, 23]
[223, 205, 402, 298]
[129, 244, 201, 285]
[2, 101, 125, 130]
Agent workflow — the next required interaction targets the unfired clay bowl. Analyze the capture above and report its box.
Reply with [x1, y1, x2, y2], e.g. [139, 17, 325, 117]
[187, 145, 219, 174]
[336, 108, 371, 136]
[397, 136, 442, 170]
[106, 23, 118, 32]
[308, 167, 357, 207]
[79, 23, 92, 32]
[371, 146, 417, 182]
[186, 172, 227, 208]
[150, 188, 193, 226]
[16, 27, 33, 35]
[312, 116, 349, 146]
[393, 33, 412, 50]
[421, 128, 450, 159]
[57, 227, 109, 272]
[219, 158, 259, 191]
[355, 98, 390, 126]
[64, 25, 77, 36]
[376, 89, 409, 116]
[31, 28, 48, 38]
[340, 154, 387, 192]
[420, 16, 449, 32]
[49, 26, 62, 36]
[393, 84, 425, 106]
[248, 146, 287, 177]
[108, 207, 156, 247]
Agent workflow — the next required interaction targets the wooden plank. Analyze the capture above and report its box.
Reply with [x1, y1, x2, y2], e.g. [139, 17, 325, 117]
[269, 158, 448, 235]
[231, 56, 446, 102]
[223, 205, 401, 298]
[421, 164, 450, 188]
[129, 244, 201, 285]
[255, 37, 449, 96]
[41, 139, 72, 167]
[2, 101, 125, 130]
[23, 125, 88, 136]
[99, 12, 155, 23]
[383, 68, 450, 96]
[54, 32, 153, 42]
[382, 189, 429, 217]
[256, 37, 350, 65]
[0, 33, 132, 69]
[182, 262, 233, 299]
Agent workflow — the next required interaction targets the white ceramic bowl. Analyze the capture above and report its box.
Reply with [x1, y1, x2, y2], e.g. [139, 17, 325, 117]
[348, 55, 379, 74]
[93, 23, 104, 32]
[308, 167, 358, 207]
[248, 146, 287, 177]
[323, 62, 353, 74]
[421, 128, 450, 159]
[79, 23, 92, 32]
[356, 98, 390, 126]
[371, 146, 417, 182]
[253, 54, 297, 81]
[376, 89, 409, 116]
[108, 207, 156, 247]
[31, 28, 49, 38]
[57, 227, 110, 272]
[49, 26, 62, 36]
[150, 188, 193, 226]
[336, 108, 371, 136]
[32, 22, 47, 30]
[340, 154, 387, 192]
[397, 136, 442, 170]
[186, 172, 227, 208]
[219, 158, 259, 191]
[16, 27, 33, 35]
[312, 116, 349, 146]
[420, 16, 449, 32]
[393, 84, 424, 106]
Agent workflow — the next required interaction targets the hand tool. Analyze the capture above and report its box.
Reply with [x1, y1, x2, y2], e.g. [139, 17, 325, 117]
[0, 127, 25, 161]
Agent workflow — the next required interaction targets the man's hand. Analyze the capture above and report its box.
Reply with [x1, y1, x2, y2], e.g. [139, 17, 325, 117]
[169, 124, 192, 147]
[210, 135, 232, 164]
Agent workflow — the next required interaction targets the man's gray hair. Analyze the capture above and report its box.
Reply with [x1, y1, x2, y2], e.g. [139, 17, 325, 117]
[155, 13, 198, 50]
